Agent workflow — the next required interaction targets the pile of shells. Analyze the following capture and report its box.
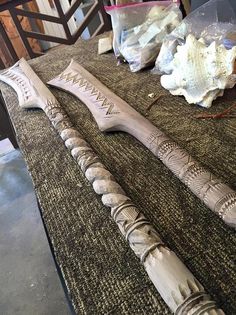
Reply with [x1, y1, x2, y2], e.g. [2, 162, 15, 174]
[159, 34, 236, 108]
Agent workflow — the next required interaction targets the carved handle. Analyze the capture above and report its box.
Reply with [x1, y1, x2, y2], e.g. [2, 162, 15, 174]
[47, 60, 236, 229]
[145, 130, 236, 228]
[44, 99, 224, 314]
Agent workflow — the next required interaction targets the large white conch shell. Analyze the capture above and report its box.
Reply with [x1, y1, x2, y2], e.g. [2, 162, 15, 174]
[160, 34, 236, 107]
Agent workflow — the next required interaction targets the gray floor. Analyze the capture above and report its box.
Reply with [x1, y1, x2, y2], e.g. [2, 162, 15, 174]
[0, 141, 72, 315]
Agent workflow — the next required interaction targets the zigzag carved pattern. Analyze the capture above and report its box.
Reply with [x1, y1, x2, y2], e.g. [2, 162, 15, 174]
[1, 70, 31, 101]
[59, 72, 120, 116]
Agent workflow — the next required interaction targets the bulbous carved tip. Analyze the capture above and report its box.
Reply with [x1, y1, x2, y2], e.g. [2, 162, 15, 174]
[223, 204, 236, 229]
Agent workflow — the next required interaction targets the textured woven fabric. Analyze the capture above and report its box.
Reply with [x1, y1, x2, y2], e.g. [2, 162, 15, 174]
[0, 34, 235, 315]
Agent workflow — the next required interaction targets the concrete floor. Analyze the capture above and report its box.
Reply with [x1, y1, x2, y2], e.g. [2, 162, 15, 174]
[0, 140, 72, 315]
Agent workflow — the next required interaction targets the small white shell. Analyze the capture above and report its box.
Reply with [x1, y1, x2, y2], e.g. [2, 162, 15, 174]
[147, 6, 166, 20]
[160, 34, 236, 107]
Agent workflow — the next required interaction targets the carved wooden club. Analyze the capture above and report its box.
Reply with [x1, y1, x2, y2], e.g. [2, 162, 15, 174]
[0, 59, 225, 314]
[48, 59, 236, 229]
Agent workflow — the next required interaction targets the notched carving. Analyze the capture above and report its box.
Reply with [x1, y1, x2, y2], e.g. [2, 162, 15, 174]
[1, 68, 32, 101]
[58, 70, 120, 116]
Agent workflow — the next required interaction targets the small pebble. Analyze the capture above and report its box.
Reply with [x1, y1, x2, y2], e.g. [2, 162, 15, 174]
[148, 93, 155, 98]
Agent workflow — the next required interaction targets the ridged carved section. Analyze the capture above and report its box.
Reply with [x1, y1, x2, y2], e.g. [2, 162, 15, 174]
[175, 290, 225, 315]
[44, 100, 224, 314]
[147, 131, 236, 228]
[111, 204, 165, 262]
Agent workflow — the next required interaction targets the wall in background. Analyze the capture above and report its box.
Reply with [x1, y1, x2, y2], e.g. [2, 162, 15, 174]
[191, 0, 236, 13]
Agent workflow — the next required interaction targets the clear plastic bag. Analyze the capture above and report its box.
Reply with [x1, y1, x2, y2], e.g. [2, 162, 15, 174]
[105, 1, 182, 72]
[154, 0, 236, 74]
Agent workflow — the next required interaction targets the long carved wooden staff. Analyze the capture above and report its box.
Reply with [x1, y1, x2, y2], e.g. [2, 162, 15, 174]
[0, 59, 224, 314]
[48, 59, 236, 229]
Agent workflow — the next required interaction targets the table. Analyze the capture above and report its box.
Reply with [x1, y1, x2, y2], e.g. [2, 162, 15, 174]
[0, 90, 18, 147]
[0, 34, 235, 314]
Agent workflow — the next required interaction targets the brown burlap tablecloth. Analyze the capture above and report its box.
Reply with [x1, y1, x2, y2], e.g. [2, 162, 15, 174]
[0, 34, 235, 314]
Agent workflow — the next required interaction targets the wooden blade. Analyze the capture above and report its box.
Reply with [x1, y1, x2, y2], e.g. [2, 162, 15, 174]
[48, 59, 236, 229]
[0, 58, 57, 110]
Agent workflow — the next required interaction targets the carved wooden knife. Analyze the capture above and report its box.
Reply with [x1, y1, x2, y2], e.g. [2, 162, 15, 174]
[48, 59, 236, 229]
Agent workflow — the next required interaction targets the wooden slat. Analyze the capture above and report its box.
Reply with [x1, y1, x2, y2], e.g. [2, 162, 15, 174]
[92, 21, 104, 38]
[72, 1, 99, 43]
[23, 30, 69, 45]
[53, 1, 72, 41]
[9, 6, 36, 58]
[96, 1, 111, 31]
[0, 20, 18, 62]
[14, 7, 61, 24]
[0, 0, 29, 12]
[65, 0, 83, 22]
